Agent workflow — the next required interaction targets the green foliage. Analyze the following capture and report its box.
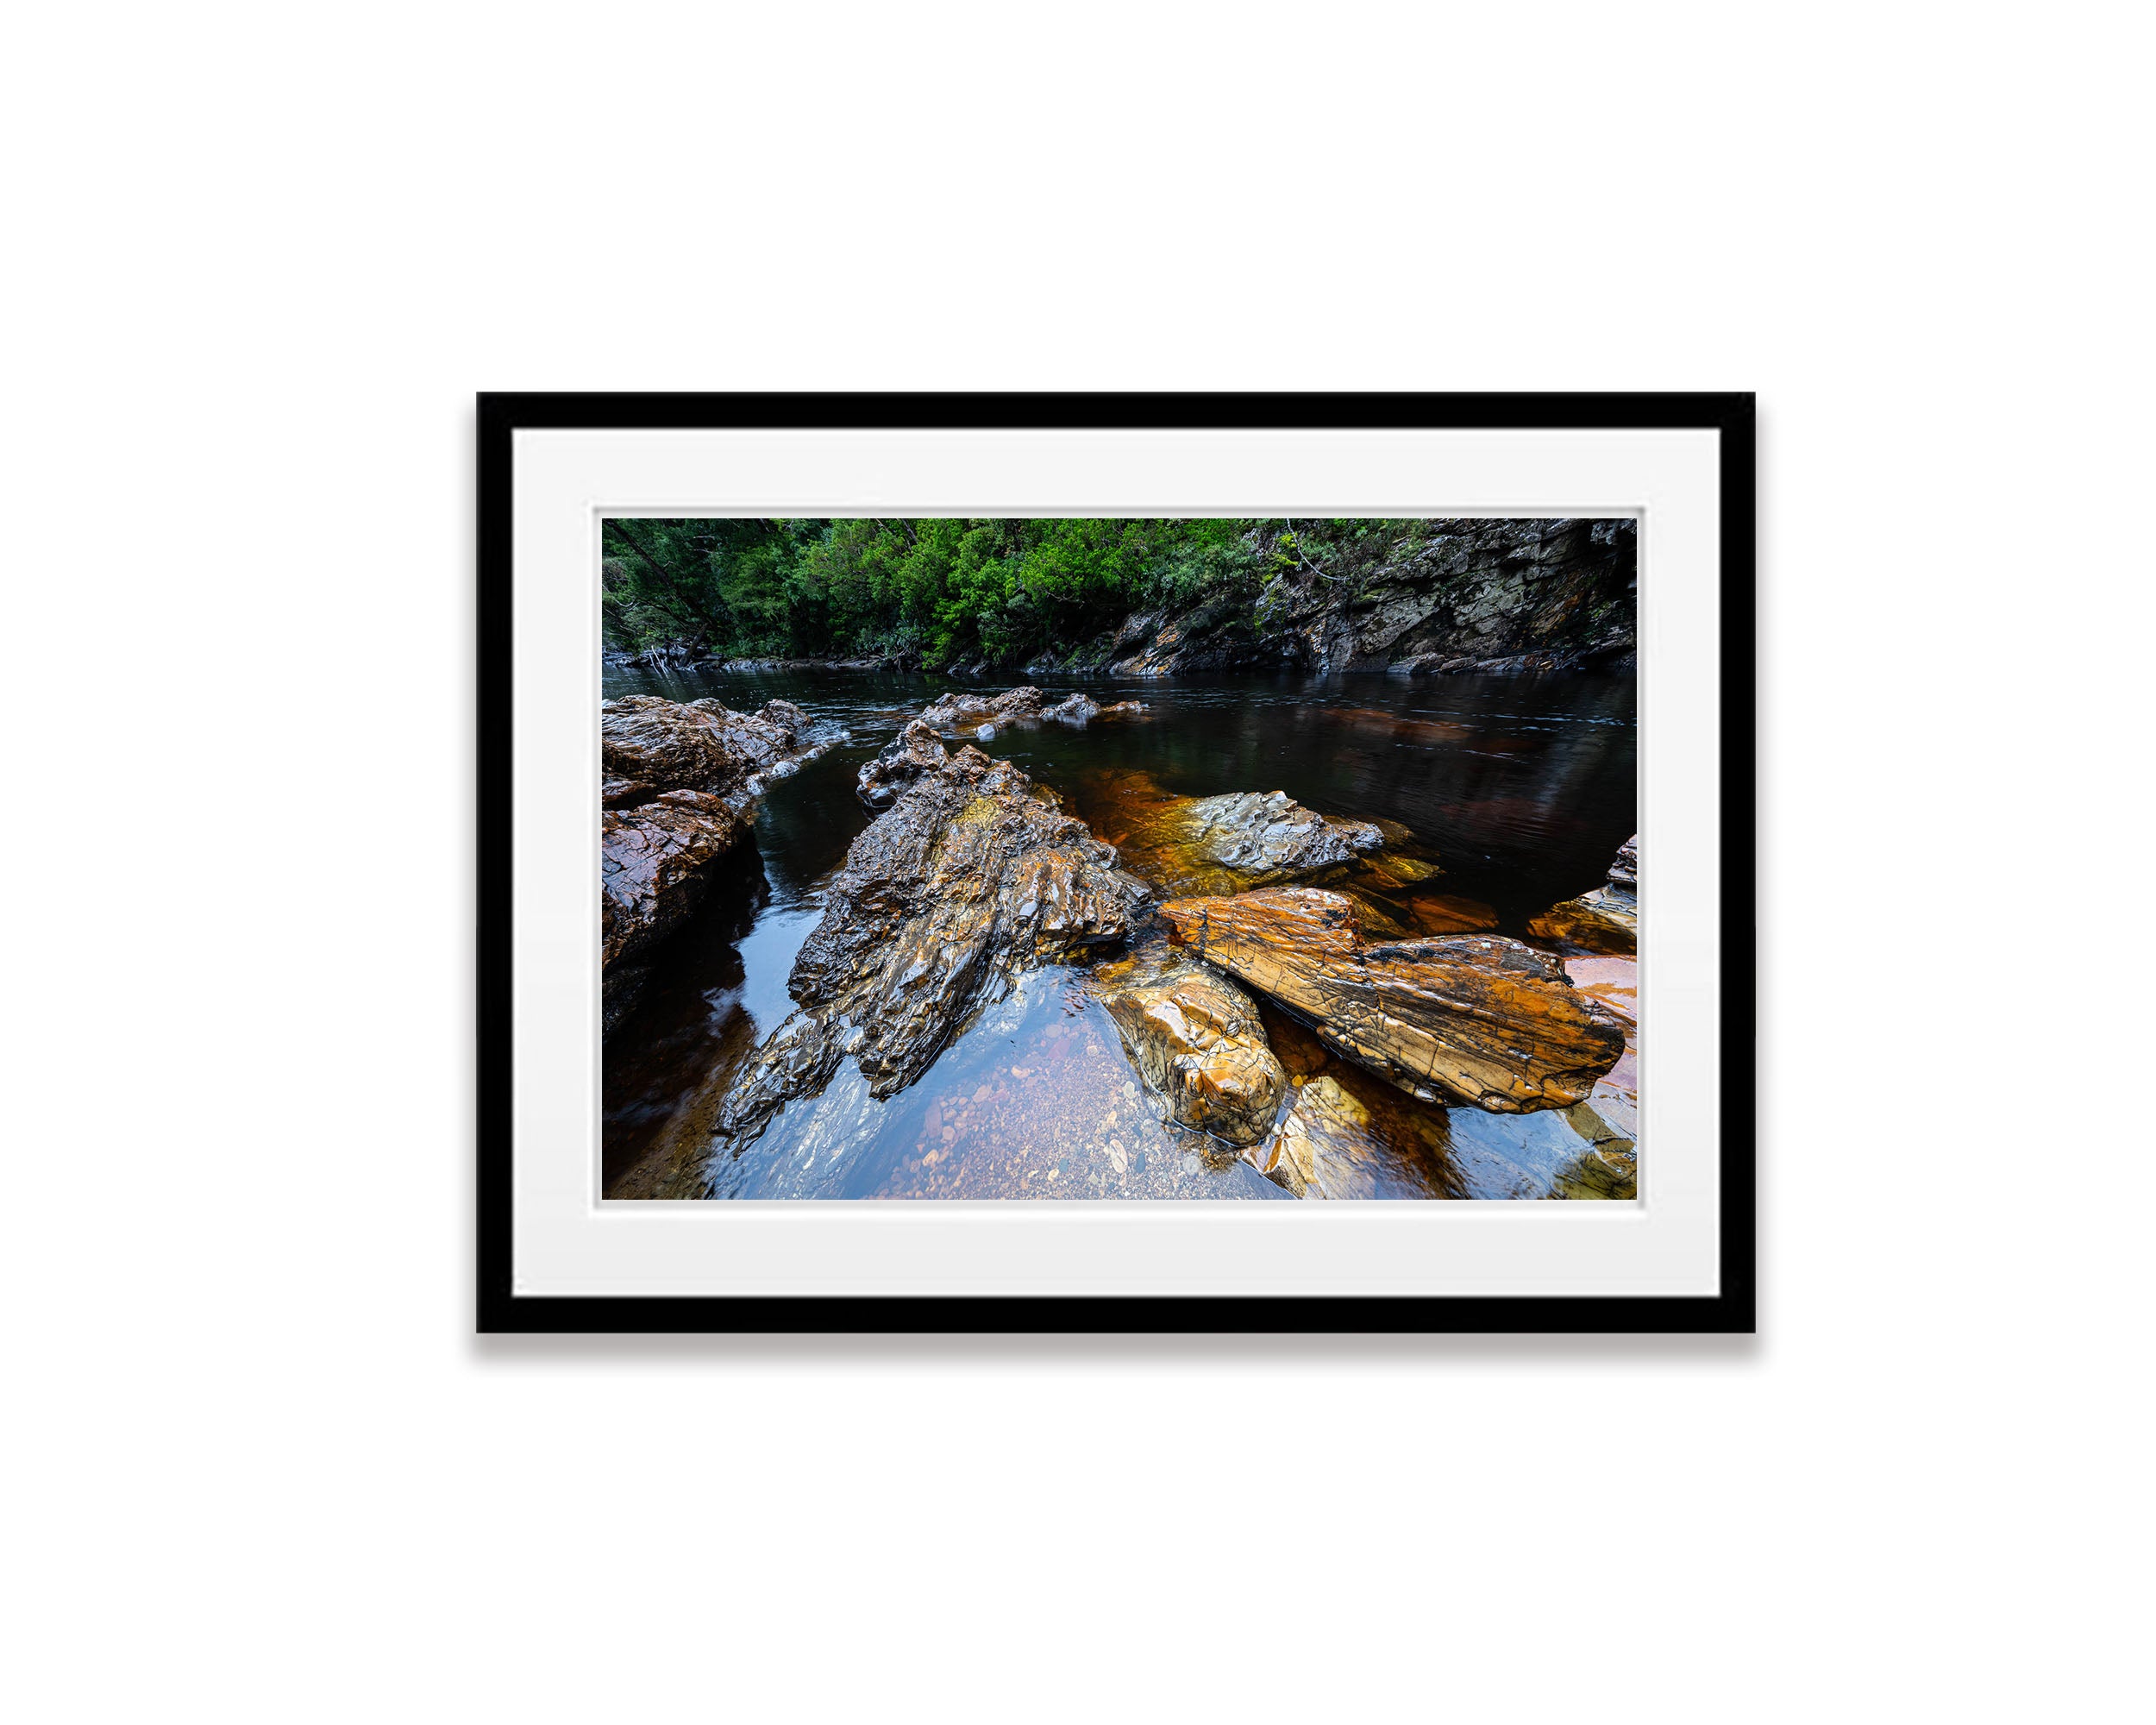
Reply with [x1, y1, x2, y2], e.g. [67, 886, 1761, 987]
[601, 518, 1394, 666]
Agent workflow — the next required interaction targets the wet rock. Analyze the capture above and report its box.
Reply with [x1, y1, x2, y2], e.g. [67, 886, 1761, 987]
[1098, 964, 1287, 1146]
[916, 685, 1044, 733]
[1527, 833, 1639, 955]
[716, 748, 1147, 1149]
[1561, 953, 1639, 1147]
[1084, 768, 1395, 899]
[1044, 691, 1100, 724]
[600, 791, 744, 1030]
[856, 718, 949, 809]
[1264, 1071, 1463, 1199]
[599, 696, 826, 1027]
[1041, 692, 1144, 724]
[1404, 892, 1501, 935]
[600, 694, 812, 802]
[1188, 792, 1382, 878]
[1159, 888, 1626, 1113]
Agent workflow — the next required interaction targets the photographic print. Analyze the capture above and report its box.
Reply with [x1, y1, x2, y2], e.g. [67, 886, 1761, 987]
[599, 516, 1640, 1203]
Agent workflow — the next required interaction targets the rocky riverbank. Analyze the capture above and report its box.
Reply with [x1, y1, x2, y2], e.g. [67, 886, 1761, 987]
[599, 694, 837, 1028]
[606, 682, 1643, 1201]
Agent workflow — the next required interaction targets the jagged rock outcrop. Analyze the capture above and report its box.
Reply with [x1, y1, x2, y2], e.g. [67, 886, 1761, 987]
[1085, 769, 1394, 899]
[715, 747, 1148, 1150]
[1093, 519, 1634, 677]
[1097, 963, 1287, 1147]
[599, 695, 825, 1027]
[1043, 691, 1099, 724]
[917, 686, 1044, 733]
[1039, 692, 1144, 724]
[856, 719, 948, 809]
[1527, 833, 1638, 955]
[600, 694, 814, 801]
[1158, 888, 1626, 1113]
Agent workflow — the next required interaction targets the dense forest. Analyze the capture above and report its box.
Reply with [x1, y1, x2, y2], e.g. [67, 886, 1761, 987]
[602, 518, 1447, 668]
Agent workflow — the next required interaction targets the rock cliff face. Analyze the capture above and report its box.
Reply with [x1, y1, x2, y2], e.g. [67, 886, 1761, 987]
[1060, 518, 1635, 677]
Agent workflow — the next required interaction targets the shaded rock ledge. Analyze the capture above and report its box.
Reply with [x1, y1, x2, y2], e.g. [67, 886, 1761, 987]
[600, 695, 831, 1029]
[1158, 888, 1626, 1113]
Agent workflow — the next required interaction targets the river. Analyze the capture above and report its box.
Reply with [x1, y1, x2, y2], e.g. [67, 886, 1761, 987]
[602, 665, 1638, 1201]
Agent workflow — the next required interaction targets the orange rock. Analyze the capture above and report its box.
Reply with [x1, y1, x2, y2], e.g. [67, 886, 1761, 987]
[1406, 892, 1501, 936]
[1100, 965, 1287, 1146]
[1527, 834, 1638, 955]
[1159, 888, 1626, 1113]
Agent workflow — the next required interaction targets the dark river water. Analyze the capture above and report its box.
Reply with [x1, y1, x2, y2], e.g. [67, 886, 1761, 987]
[602, 665, 1638, 1201]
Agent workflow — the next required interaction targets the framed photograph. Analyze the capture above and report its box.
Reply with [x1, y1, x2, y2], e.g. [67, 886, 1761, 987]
[479, 392, 1754, 1332]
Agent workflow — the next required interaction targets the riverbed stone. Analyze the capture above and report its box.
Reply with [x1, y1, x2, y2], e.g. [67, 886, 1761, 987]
[1083, 768, 1395, 900]
[1098, 963, 1288, 1146]
[599, 695, 830, 1030]
[916, 685, 1044, 733]
[715, 747, 1148, 1151]
[1159, 887, 1627, 1113]
[1527, 833, 1639, 955]
[600, 790, 745, 1030]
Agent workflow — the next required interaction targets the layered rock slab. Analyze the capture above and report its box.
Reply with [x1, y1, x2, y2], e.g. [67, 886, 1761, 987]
[1527, 832, 1639, 955]
[599, 695, 826, 1028]
[601, 694, 812, 800]
[1158, 888, 1626, 1113]
[715, 747, 1147, 1150]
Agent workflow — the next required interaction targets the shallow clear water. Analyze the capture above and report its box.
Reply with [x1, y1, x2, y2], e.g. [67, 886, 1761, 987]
[601, 665, 1637, 1199]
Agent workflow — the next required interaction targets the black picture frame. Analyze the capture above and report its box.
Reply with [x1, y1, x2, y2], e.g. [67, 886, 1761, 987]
[478, 392, 1756, 1334]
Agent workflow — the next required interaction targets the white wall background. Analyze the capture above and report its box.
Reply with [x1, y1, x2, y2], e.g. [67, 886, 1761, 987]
[4, 4, 2144, 1721]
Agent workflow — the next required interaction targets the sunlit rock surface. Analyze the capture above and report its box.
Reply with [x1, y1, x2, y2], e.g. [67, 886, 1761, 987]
[1159, 887, 1626, 1113]
[711, 746, 1148, 1154]
[1094, 958, 1287, 1147]
[1528, 832, 1638, 955]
